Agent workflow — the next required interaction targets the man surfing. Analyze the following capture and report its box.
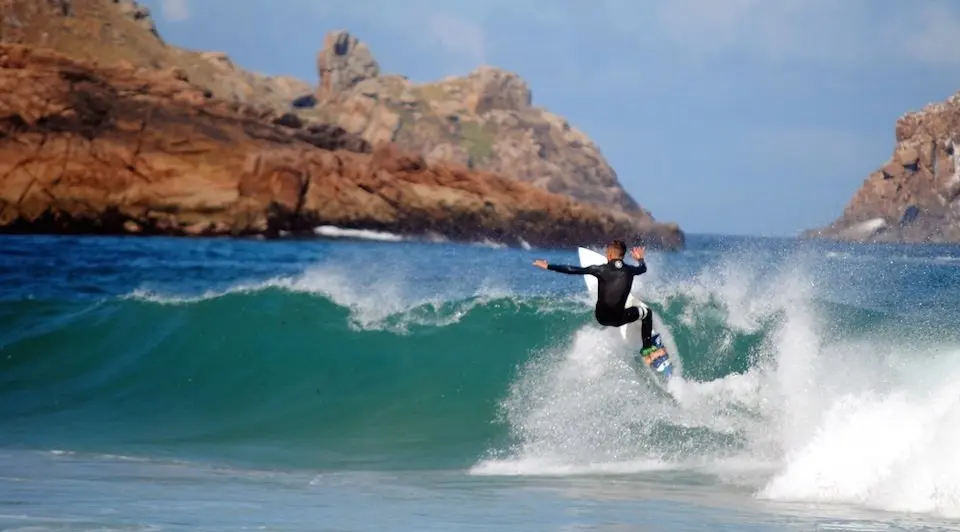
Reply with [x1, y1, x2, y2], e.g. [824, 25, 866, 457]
[533, 240, 666, 367]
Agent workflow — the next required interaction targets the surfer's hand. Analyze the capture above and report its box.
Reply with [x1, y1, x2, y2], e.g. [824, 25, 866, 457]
[533, 259, 548, 269]
[632, 247, 645, 260]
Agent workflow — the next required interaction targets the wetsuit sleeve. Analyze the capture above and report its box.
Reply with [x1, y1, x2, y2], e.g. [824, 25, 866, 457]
[625, 260, 647, 275]
[546, 263, 600, 276]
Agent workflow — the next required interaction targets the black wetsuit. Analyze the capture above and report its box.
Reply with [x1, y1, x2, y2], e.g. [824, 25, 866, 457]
[547, 258, 654, 348]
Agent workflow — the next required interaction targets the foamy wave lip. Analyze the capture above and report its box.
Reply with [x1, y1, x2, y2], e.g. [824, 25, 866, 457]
[123, 263, 587, 333]
[121, 264, 413, 323]
[274, 265, 542, 332]
[122, 282, 268, 305]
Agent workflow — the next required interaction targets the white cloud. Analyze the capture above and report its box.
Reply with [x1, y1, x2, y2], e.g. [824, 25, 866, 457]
[160, 0, 189, 22]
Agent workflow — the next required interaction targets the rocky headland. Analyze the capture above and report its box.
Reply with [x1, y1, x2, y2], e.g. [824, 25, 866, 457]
[0, 0, 684, 249]
[804, 89, 960, 243]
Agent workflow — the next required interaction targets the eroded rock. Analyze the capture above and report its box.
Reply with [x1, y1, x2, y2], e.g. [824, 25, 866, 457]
[0, 44, 684, 249]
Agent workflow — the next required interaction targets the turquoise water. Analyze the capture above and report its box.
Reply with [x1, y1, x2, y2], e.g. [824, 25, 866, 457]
[3, 233, 960, 530]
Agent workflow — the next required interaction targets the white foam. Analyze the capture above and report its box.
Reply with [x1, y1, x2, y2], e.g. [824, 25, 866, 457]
[312, 225, 405, 242]
[758, 350, 960, 517]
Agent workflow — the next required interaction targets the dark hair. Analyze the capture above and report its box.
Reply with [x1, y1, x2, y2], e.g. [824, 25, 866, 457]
[607, 239, 626, 256]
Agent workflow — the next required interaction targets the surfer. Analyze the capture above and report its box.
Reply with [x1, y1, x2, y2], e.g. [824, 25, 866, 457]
[533, 240, 656, 351]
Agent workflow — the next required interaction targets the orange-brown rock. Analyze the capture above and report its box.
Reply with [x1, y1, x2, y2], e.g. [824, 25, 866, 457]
[0, 0, 685, 248]
[805, 91, 960, 243]
[0, 44, 684, 249]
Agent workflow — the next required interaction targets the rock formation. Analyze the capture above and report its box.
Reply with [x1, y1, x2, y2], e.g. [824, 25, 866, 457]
[0, 0, 685, 249]
[0, 45, 683, 249]
[300, 30, 651, 220]
[805, 90, 960, 243]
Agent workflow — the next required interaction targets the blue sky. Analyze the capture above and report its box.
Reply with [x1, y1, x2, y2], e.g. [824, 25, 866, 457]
[140, 0, 960, 236]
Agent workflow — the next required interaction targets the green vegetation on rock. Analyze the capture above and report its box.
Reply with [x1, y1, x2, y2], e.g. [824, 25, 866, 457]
[459, 120, 494, 164]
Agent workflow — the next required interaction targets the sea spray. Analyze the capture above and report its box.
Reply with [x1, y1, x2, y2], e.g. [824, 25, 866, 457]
[472, 251, 821, 477]
[472, 246, 960, 519]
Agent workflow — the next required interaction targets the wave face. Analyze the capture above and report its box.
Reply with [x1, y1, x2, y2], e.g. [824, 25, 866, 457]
[0, 290, 587, 470]
[4, 235, 960, 518]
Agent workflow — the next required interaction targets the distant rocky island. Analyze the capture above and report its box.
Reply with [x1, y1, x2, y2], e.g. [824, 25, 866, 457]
[0, 0, 684, 249]
[804, 89, 960, 244]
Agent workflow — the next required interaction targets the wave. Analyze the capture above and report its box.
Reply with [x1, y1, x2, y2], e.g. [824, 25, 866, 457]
[0, 263, 778, 467]
[3, 252, 960, 518]
[469, 256, 960, 519]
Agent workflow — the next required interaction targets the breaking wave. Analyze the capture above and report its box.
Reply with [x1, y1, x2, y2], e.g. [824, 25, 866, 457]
[3, 246, 960, 518]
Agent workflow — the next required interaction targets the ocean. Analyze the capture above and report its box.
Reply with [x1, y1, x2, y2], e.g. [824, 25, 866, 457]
[3, 232, 960, 531]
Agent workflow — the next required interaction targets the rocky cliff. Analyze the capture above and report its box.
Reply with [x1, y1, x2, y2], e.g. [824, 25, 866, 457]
[0, 0, 684, 248]
[804, 90, 960, 243]
[0, 45, 685, 248]
[305, 31, 649, 219]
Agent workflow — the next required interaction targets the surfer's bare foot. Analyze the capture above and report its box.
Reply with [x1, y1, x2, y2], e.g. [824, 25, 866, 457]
[533, 259, 548, 269]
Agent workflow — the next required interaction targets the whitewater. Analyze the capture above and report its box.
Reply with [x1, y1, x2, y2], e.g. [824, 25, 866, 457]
[2, 233, 960, 531]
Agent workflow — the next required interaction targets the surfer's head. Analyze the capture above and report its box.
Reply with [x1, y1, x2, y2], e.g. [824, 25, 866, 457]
[605, 240, 626, 260]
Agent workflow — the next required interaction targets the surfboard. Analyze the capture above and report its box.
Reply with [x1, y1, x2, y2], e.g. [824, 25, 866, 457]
[577, 247, 674, 380]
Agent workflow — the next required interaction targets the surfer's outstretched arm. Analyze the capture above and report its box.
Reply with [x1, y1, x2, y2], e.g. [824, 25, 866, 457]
[547, 263, 597, 275]
[532, 260, 598, 275]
